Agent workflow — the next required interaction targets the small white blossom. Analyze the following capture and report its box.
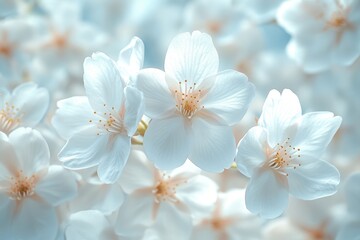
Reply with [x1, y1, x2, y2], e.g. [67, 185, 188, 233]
[277, 0, 360, 72]
[116, 148, 218, 240]
[137, 31, 255, 172]
[52, 41, 144, 184]
[0, 128, 77, 240]
[236, 89, 341, 218]
[0, 82, 49, 134]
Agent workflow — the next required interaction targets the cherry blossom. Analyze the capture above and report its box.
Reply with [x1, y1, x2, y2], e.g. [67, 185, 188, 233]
[0, 82, 49, 134]
[0, 128, 77, 240]
[52, 48, 144, 184]
[236, 89, 342, 218]
[277, 0, 360, 72]
[115, 148, 218, 240]
[137, 31, 255, 172]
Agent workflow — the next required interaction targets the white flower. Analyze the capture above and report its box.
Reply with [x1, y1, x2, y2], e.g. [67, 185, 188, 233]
[0, 82, 49, 134]
[0, 128, 77, 240]
[236, 89, 342, 218]
[115, 148, 218, 240]
[52, 50, 144, 184]
[191, 189, 261, 240]
[277, 0, 360, 73]
[137, 31, 255, 172]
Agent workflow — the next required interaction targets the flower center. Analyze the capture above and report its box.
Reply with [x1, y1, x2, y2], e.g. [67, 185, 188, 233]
[52, 33, 68, 48]
[9, 171, 37, 200]
[153, 173, 187, 203]
[89, 104, 125, 136]
[268, 138, 301, 176]
[0, 33, 12, 58]
[328, 13, 347, 27]
[174, 80, 204, 119]
[0, 42, 12, 57]
[0, 102, 21, 134]
[153, 177, 177, 203]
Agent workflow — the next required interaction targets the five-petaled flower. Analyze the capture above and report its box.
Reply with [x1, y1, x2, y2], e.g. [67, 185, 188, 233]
[137, 31, 255, 172]
[236, 89, 342, 218]
[0, 128, 77, 240]
[52, 38, 145, 184]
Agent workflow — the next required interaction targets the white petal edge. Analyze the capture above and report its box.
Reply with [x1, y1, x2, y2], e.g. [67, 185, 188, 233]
[235, 126, 268, 178]
[35, 165, 78, 206]
[201, 70, 255, 126]
[165, 31, 219, 86]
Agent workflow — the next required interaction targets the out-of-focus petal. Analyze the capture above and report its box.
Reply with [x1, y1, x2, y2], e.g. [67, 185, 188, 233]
[9, 128, 49, 175]
[35, 165, 77, 206]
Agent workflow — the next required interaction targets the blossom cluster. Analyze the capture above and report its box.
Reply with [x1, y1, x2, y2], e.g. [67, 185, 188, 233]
[0, 0, 359, 239]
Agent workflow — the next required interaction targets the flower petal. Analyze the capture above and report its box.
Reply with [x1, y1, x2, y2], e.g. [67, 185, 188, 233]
[259, 89, 302, 147]
[9, 128, 49, 175]
[276, 0, 327, 36]
[118, 36, 144, 82]
[151, 202, 193, 240]
[165, 31, 219, 86]
[235, 126, 268, 178]
[245, 168, 289, 219]
[201, 70, 255, 125]
[59, 129, 108, 169]
[83, 52, 124, 112]
[0, 88, 10, 109]
[176, 175, 218, 217]
[124, 86, 144, 136]
[52, 96, 95, 140]
[97, 135, 131, 184]
[191, 226, 218, 240]
[65, 210, 112, 240]
[0, 131, 18, 179]
[12, 199, 58, 240]
[292, 112, 342, 157]
[119, 148, 156, 194]
[35, 165, 77, 206]
[287, 156, 340, 200]
[333, 29, 360, 66]
[189, 117, 236, 172]
[115, 190, 154, 238]
[70, 181, 125, 214]
[10, 82, 49, 127]
[144, 116, 190, 170]
[136, 68, 175, 119]
[0, 194, 14, 238]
